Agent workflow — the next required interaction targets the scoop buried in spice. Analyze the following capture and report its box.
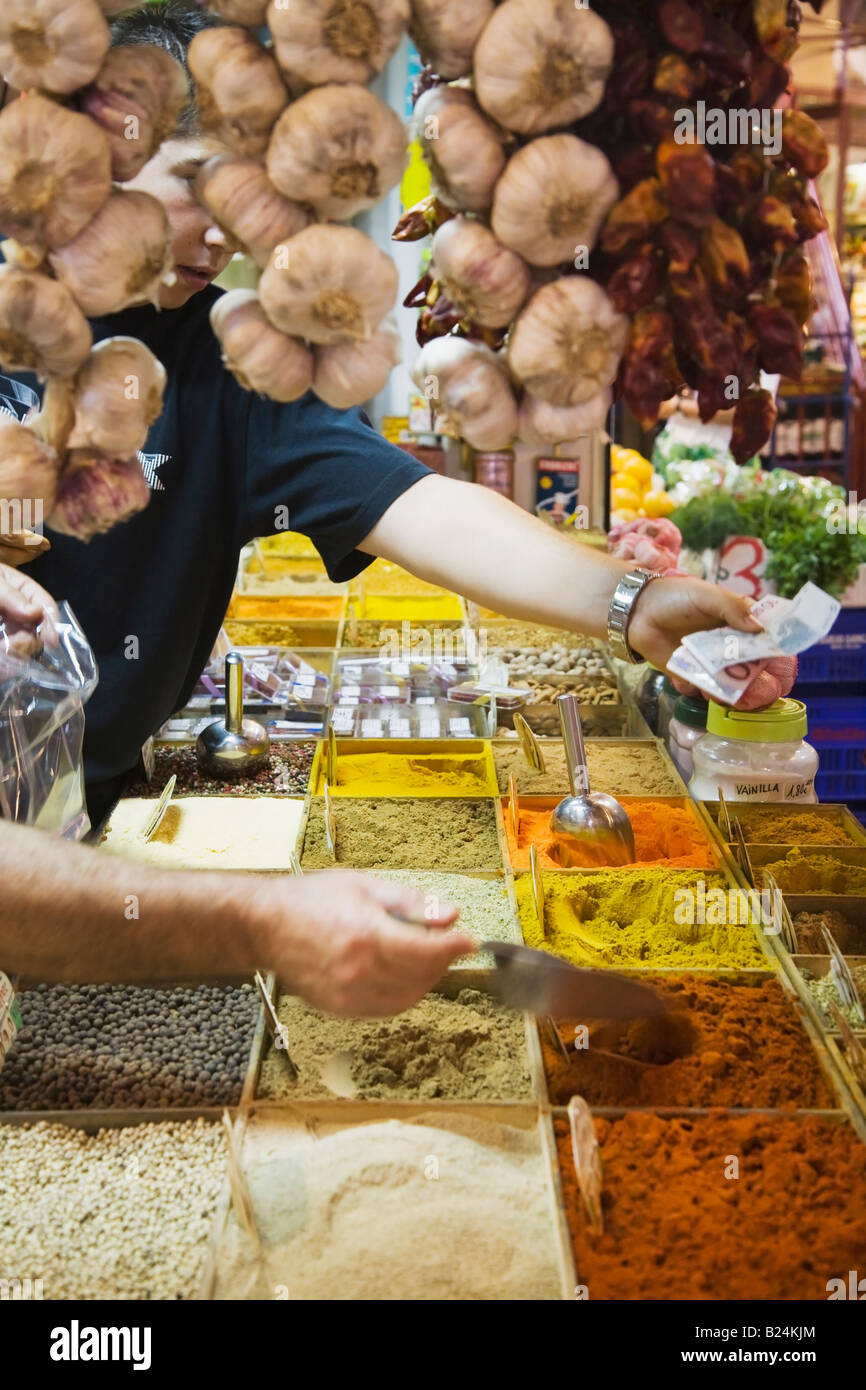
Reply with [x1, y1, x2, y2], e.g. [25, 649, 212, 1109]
[196, 652, 269, 778]
[482, 942, 667, 1020]
[549, 693, 635, 867]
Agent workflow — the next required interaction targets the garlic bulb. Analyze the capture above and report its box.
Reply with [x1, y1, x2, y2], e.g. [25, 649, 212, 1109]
[196, 157, 311, 270]
[430, 217, 530, 328]
[0, 239, 46, 271]
[0, 423, 60, 519]
[0, 266, 92, 380]
[49, 190, 173, 316]
[49, 450, 150, 542]
[267, 84, 406, 220]
[267, 0, 409, 90]
[474, 0, 614, 135]
[0, 0, 109, 96]
[82, 43, 189, 183]
[408, 0, 494, 79]
[69, 338, 167, 458]
[492, 135, 619, 268]
[197, 0, 269, 21]
[210, 291, 314, 403]
[259, 225, 398, 344]
[411, 336, 518, 450]
[412, 85, 506, 214]
[0, 95, 112, 252]
[189, 26, 288, 159]
[507, 278, 627, 406]
[517, 389, 612, 447]
[30, 378, 77, 457]
[313, 314, 401, 408]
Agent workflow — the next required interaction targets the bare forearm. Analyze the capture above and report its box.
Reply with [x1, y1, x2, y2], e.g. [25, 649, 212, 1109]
[0, 820, 263, 982]
[362, 474, 629, 638]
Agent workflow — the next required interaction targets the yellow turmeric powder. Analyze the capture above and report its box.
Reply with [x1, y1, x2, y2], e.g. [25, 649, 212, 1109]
[315, 752, 496, 797]
[514, 869, 768, 969]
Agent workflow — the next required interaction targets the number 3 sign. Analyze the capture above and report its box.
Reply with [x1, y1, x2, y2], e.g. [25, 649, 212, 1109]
[714, 535, 775, 600]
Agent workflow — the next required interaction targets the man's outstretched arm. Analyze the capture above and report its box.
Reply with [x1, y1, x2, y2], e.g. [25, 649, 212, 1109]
[360, 473, 762, 671]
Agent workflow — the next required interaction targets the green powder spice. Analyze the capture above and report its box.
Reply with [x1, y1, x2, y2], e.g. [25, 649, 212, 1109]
[257, 988, 531, 1101]
[515, 868, 767, 969]
[734, 807, 859, 846]
[369, 870, 521, 965]
[801, 964, 866, 1030]
[762, 852, 866, 896]
[494, 741, 683, 796]
[301, 797, 502, 869]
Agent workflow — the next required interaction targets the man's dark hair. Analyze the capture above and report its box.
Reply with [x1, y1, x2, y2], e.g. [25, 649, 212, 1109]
[110, 1, 223, 136]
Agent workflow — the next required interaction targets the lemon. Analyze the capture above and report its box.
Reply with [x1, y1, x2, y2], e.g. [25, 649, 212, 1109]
[642, 488, 676, 517]
[611, 486, 643, 511]
[621, 457, 654, 488]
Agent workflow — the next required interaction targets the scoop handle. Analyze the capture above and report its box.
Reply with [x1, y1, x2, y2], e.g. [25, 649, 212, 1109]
[225, 651, 244, 734]
[557, 692, 589, 796]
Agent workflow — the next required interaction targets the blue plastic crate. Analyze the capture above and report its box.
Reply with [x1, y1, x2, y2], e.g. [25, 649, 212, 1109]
[815, 769, 866, 800]
[805, 695, 866, 746]
[796, 607, 866, 683]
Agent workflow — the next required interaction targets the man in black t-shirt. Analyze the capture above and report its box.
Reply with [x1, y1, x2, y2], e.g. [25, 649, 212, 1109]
[0, 3, 768, 1010]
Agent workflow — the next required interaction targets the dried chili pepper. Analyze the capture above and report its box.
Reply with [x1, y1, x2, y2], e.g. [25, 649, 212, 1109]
[657, 0, 705, 54]
[781, 109, 830, 179]
[601, 178, 669, 255]
[668, 266, 739, 378]
[699, 12, 753, 82]
[748, 195, 799, 250]
[790, 193, 828, 241]
[654, 53, 702, 101]
[657, 139, 716, 227]
[754, 0, 799, 62]
[606, 243, 663, 313]
[614, 146, 658, 190]
[699, 217, 751, 304]
[623, 308, 680, 428]
[750, 302, 805, 379]
[749, 55, 790, 105]
[629, 99, 677, 143]
[731, 387, 777, 464]
[661, 220, 700, 274]
[775, 249, 813, 325]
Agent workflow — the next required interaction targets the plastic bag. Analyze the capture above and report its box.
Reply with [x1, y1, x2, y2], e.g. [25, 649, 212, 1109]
[0, 602, 98, 839]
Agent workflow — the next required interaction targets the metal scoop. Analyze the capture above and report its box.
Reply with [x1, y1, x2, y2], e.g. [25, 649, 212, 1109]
[549, 692, 635, 867]
[196, 651, 269, 778]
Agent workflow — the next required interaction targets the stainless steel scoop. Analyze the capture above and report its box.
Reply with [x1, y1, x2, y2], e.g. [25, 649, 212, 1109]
[549, 692, 635, 868]
[196, 652, 269, 777]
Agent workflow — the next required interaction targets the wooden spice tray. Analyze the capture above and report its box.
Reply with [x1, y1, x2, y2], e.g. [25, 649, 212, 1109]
[702, 799, 866, 849]
[532, 967, 855, 1118]
[198, 1099, 576, 1302]
[249, 967, 547, 1109]
[554, 1104, 866, 1298]
[308, 736, 499, 798]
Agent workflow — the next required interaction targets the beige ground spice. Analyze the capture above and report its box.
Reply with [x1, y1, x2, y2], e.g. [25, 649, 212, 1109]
[257, 988, 532, 1101]
[301, 797, 502, 869]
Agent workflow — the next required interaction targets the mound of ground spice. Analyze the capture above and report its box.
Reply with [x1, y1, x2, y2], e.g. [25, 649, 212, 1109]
[300, 797, 502, 870]
[793, 909, 866, 955]
[542, 974, 833, 1108]
[734, 807, 858, 846]
[504, 799, 717, 870]
[493, 741, 683, 797]
[556, 1110, 866, 1300]
[762, 852, 866, 896]
[514, 869, 767, 969]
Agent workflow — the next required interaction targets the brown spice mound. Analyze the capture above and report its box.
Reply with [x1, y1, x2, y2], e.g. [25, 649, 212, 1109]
[257, 989, 531, 1101]
[794, 909, 866, 955]
[542, 974, 833, 1108]
[735, 807, 857, 846]
[556, 1110, 866, 1300]
[301, 796, 502, 870]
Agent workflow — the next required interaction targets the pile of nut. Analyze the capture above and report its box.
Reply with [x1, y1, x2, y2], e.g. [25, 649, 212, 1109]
[494, 645, 618, 683]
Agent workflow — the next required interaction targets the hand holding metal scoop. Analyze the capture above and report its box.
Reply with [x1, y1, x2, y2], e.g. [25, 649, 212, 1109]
[549, 692, 635, 867]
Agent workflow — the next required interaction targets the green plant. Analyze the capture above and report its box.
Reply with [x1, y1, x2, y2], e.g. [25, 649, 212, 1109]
[671, 478, 866, 598]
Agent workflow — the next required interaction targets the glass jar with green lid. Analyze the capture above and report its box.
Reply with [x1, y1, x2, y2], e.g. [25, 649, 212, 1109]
[689, 698, 818, 804]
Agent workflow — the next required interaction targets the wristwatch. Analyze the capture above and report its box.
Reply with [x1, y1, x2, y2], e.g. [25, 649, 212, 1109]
[607, 566, 660, 663]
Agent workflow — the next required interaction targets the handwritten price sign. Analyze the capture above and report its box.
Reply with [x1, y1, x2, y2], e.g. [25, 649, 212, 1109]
[714, 535, 775, 600]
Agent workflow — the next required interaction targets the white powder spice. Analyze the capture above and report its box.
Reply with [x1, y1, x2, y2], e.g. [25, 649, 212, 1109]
[213, 1112, 562, 1300]
[369, 870, 522, 966]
